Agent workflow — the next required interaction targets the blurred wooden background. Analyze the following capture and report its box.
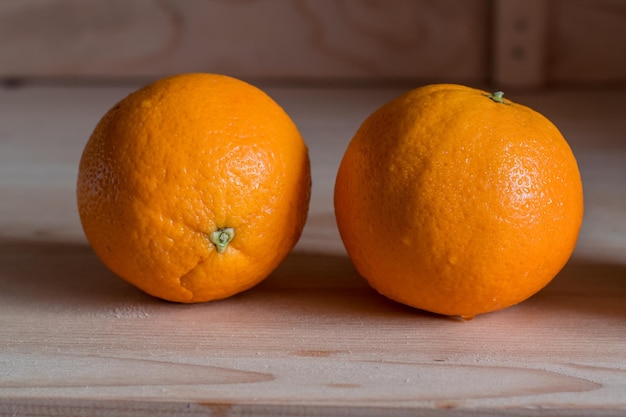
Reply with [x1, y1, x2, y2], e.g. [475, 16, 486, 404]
[0, 0, 625, 88]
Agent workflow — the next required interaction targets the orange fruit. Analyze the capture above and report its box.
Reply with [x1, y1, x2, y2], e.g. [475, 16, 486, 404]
[77, 73, 311, 303]
[334, 84, 583, 319]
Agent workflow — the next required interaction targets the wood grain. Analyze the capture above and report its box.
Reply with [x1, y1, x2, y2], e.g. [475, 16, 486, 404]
[0, 0, 489, 82]
[0, 245, 625, 414]
[3, 0, 626, 86]
[1, 85, 626, 416]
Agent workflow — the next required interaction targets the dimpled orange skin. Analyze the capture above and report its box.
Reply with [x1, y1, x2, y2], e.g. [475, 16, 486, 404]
[77, 73, 311, 303]
[334, 84, 583, 318]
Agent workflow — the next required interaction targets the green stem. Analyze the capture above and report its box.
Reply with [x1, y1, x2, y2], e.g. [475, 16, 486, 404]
[487, 91, 508, 104]
[209, 227, 235, 253]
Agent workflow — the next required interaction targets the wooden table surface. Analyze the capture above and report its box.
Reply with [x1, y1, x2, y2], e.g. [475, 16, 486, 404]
[1, 83, 625, 416]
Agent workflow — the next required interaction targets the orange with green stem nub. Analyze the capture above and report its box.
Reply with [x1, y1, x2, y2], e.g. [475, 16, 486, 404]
[334, 83, 583, 319]
[77, 73, 311, 303]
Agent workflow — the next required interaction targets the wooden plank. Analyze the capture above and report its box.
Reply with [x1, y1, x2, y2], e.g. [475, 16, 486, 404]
[549, 0, 626, 85]
[2, 0, 626, 86]
[1, 84, 626, 416]
[0, 0, 489, 83]
[492, 0, 549, 88]
[0, 245, 625, 415]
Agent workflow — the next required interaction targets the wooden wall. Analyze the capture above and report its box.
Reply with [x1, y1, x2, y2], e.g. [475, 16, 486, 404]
[0, 0, 625, 88]
[549, 0, 626, 85]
